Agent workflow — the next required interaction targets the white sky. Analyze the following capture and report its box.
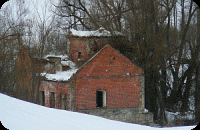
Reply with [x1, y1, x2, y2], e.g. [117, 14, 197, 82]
[1, 0, 198, 29]
[1, 0, 59, 24]
[0, 0, 61, 46]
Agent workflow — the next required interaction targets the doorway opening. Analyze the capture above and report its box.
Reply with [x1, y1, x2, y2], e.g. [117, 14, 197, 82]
[50, 92, 55, 108]
[96, 89, 106, 108]
[39, 91, 45, 106]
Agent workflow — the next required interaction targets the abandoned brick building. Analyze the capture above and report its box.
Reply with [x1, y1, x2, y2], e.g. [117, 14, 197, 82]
[16, 28, 153, 125]
[67, 27, 126, 63]
[14, 46, 34, 101]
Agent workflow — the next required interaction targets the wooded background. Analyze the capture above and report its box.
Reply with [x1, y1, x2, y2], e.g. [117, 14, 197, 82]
[0, 0, 200, 126]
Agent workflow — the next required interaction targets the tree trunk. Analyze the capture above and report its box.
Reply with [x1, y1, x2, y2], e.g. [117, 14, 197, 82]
[195, 8, 200, 123]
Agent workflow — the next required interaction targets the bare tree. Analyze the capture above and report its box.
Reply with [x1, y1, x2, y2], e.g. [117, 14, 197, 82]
[0, 0, 30, 96]
[55, 0, 200, 125]
[195, 7, 200, 123]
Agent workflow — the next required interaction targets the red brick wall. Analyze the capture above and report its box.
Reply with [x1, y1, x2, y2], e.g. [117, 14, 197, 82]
[73, 45, 143, 110]
[68, 37, 117, 62]
[68, 37, 89, 62]
[39, 81, 69, 109]
[15, 46, 33, 101]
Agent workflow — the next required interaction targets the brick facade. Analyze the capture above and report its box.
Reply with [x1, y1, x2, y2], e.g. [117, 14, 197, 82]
[71, 45, 144, 110]
[67, 36, 119, 62]
[39, 81, 69, 109]
[14, 46, 34, 101]
[38, 45, 145, 112]
[70, 45, 153, 125]
[16, 32, 154, 124]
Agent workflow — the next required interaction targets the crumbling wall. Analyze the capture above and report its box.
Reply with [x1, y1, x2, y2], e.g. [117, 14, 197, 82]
[77, 108, 154, 125]
[67, 37, 117, 62]
[39, 81, 69, 109]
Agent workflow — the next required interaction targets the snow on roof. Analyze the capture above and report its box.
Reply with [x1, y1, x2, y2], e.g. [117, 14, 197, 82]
[41, 68, 78, 82]
[43, 54, 69, 61]
[61, 60, 76, 68]
[69, 27, 124, 37]
[41, 54, 78, 81]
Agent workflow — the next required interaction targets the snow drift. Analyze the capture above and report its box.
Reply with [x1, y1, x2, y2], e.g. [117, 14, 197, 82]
[0, 93, 197, 130]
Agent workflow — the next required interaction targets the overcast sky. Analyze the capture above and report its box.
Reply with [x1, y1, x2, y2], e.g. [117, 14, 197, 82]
[1, 0, 198, 30]
[1, 0, 58, 23]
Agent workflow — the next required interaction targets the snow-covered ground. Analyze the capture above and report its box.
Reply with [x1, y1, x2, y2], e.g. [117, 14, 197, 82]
[0, 93, 196, 130]
[165, 111, 195, 123]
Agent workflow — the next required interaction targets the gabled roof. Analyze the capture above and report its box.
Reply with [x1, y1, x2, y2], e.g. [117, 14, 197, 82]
[78, 44, 110, 70]
[68, 27, 124, 37]
[69, 44, 142, 81]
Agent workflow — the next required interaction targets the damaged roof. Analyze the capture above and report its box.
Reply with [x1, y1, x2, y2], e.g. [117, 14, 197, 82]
[68, 27, 124, 37]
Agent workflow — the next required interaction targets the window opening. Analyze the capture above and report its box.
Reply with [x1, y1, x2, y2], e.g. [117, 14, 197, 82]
[78, 52, 82, 59]
[50, 92, 55, 108]
[96, 90, 106, 108]
[60, 93, 67, 110]
[39, 91, 45, 106]
[93, 41, 97, 52]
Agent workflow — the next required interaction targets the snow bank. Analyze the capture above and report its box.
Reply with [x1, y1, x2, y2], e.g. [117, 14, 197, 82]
[165, 111, 195, 123]
[0, 93, 196, 130]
